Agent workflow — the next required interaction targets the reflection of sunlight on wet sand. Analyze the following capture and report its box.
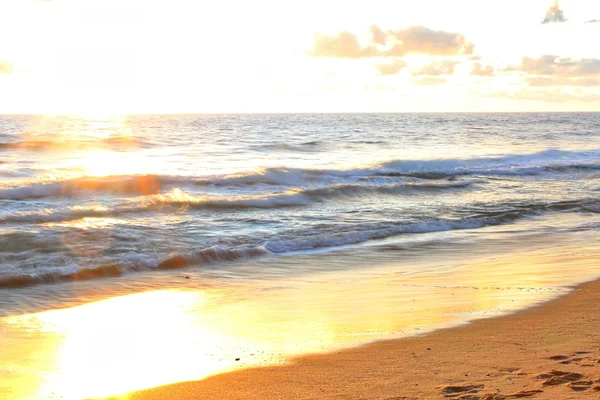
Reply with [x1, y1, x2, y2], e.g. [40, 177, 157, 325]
[3, 290, 282, 400]
[34, 291, 242, 400]
[1, 244, 588, 399]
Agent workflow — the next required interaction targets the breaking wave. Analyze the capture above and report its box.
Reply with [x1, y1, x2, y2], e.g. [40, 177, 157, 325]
[1, 198, 598, 288]
[0, 175, 162, 200]
[0, 245, 268, 289]
[206, 149, 600, 185]
[2, 149, 598, 200]
[0, 181, 475, 224]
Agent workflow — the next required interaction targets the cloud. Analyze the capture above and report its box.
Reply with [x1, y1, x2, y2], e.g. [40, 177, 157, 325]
[0, 61, 13, 74]
[312, 32, 380, 59]
[508, 55, 600, 89]
[542, 0, 567, 24]
[386, 26, 474, 56]
[471, 62, 495, 77]
[370, 25, 387, 46]
[512, 55, 600, 77]
[415, 77, 447, 86]
[414, 60, 458, 76]
[311, 25, 474, 58]
[487, 88, 600, 103]
[376, 59, 407, 76]
[525, 76, 600, 87]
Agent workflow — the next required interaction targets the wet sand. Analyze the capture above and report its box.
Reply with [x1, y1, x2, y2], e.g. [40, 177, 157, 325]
[125, 279, 600, 400]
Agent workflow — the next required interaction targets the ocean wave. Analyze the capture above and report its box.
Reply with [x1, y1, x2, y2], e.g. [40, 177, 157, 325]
[197, 149, 600, 186]
[1, 198, 599, 288]
[2, 149, 598, 200]
[0, 245, 267, 289]
[153, 181, 475, 209]
[0, 175, 161, 200]
[165, 180, 474, 205]
[0, 206, 144, 224]
[381, 149, 600, 177]
[264, 220, 485, 253]
[252, 139, 386, 153]
[0, 181, 474, 223]
[252, 141, 327, 153]
[265, 199, 600, 252]
[157, 246, 268, 270]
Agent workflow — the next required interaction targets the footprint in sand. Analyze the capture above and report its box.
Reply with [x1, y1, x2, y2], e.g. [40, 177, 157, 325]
[548, 355, 569, 361]
[537, 370, 585, 386]
[480, 390, 543, 399]
[567, 380, 594, 392]
[536, 370, 598, 391]
[441, 384, 543, 399]
[440, 384, 484, 398]
[550, 351, 597, 366]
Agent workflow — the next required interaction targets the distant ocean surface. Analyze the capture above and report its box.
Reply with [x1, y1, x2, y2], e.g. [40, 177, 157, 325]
[1, 113, 600, 313]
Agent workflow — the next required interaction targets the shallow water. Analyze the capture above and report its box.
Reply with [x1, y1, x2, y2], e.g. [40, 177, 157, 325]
[1, 113, 599, 399]
[1, 113, 599, 290]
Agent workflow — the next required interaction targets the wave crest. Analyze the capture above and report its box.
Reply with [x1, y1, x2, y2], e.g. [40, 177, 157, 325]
[1, 198, 599, 288]
[0, 175, 161, 200]
[2, 148, 599, 200]
[0, 182, 475, 224]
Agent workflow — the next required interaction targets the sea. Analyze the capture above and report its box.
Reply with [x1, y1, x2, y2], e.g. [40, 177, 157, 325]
[1, 113, 600, 399]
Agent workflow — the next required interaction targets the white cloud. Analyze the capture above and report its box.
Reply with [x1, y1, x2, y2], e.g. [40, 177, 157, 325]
[312, 25, 474, 58]
[413, 60, 459, 76]
[376, 59, 407, 76]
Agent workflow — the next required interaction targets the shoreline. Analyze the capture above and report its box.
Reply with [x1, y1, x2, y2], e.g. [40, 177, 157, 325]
[124, 279, 600, 400]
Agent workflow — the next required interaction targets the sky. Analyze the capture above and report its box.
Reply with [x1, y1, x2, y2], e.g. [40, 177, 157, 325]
[0, 0, 599, 113]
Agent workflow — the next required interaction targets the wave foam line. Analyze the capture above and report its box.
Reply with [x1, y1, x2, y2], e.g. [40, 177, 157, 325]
[264, 199, 600, 253]
[0, 175, 162, 200]
[0, 182, 475, 224]
[196, 149, 600, 186]
[1, 200, 599, 288]
[2, 148, 599, 199]
[0, 245, 268, 289]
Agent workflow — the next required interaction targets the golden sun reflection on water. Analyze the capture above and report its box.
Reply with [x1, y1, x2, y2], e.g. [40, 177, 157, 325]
[70, 151, 154, 178]
[16, 114, 166, 182]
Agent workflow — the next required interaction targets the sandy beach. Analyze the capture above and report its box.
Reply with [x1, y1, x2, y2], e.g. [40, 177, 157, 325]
[125, 279, 600, 400]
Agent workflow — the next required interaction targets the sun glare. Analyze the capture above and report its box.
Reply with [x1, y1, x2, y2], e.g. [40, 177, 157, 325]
[75, 150, 148, 177]
[4, 290, 251, 399]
